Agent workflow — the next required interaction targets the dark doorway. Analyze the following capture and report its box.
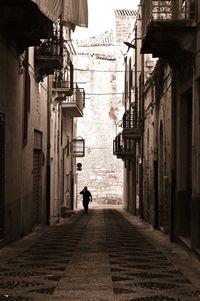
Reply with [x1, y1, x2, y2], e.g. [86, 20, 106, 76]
[184, 91, 192, 237]
[158, 121, 165, 230]
[177, 89, 192, 239]
[32, 150, 41, 226]
[0, 113, 5, 240]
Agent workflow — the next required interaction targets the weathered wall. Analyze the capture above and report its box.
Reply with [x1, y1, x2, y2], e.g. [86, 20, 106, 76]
[143, 62, 172, 233]
[0, 40, 48, 242]
[74, 10, 137, 207]
[75, 53, 124, 206]
[21, 49, 48, 233]
[0, 39, 23, 241]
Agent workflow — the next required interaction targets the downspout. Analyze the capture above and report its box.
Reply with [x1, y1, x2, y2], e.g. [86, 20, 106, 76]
[134, 25, 138, 215]
[170, 70, 177, 241]
[191, 64, 196, 248]
[139, 53, 144, 219]
[46, 76, 51, 225]
[57, 104, 62, 219]
[71, 120, 74, 211]
[192, 64, 195, 198]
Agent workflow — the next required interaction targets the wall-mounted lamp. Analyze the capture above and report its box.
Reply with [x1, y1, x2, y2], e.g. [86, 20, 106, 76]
[123, 38, 141, 53]
[123, 41, 136, 49]
[64, 136, 85, 157]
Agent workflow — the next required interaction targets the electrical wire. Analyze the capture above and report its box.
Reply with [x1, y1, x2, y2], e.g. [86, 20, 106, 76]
[75, 68, 125, 72]
[86, 92, 124, 95]
[85, 146, 113, 150]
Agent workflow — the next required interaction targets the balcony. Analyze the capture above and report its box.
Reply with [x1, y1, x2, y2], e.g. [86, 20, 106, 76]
[61, 84, 85, 118]
[52, 64, 74, 101]
[113, 133, 135, 160]
[122, 110, 143, 140]
[35, 29, 63, 81]
[0, 1, 53, 55]
[141, 0, 196, 68]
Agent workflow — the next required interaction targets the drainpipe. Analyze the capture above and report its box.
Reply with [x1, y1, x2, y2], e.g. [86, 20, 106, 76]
[46, 76, 51, 225]
[192, 64, 195, 196]
[170, 70, 177, 242]
[57, 104, 62, 219]
[139, 53, 145, 219]
[134, 26, 138, 215]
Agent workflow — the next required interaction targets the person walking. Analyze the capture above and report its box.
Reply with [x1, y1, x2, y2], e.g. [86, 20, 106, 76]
[80, 186, 92, 213]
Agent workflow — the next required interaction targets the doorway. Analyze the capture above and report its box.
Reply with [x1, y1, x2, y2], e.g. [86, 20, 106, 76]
[0, 113, 5, 240]
[32, 150, 41, 226]
[158, 121, 165, 230]
[177, 90, 192, 239]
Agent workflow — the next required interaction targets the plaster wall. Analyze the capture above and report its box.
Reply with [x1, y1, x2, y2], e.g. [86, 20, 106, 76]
[76, 55, 124, 206]
[0, 40, 23, 241]
[143, 64, 172, 232]
[0, 43, 48, 241]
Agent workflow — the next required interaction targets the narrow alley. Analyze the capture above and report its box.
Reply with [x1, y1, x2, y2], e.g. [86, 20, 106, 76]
[0, 208, 199, 301]
[1, 1, 200, 300]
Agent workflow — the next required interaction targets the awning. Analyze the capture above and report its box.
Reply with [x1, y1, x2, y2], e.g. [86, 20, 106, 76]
[31, 0, 62, 23]
[62, 0, 88, 28]
[31, 0, 88, 28]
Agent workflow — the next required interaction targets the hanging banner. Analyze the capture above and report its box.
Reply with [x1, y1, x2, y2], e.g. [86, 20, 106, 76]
[31, 0, 62, 23]
[62, 0, 88, 28]
[31, 0, 88, 28]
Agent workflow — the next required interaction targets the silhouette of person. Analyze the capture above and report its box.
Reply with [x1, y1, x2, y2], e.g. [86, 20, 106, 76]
[80, 186, 92, 213]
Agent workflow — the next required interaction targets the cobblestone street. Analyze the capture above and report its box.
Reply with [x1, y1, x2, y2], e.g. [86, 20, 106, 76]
[0, 208, 199, 301]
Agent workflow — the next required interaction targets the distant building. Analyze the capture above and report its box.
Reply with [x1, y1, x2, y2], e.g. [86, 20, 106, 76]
[74, 10, 137, 206]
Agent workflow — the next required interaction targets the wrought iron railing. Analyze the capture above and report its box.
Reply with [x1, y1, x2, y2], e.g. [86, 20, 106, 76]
[62, 84, 85, 110]
[36, 36, 63, 57]
[113, 133, 135, 157]
[113, 133, 124, 155]
[52, 58, 73, 90]
[52, 80, 71, 89]
[35, 21, 63, 57]
[142, 0, 196, 36]
[123, 110, 143, 131]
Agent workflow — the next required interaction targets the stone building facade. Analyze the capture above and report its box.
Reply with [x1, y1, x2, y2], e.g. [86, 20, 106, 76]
[116, 0, 200, 255]
[140, 0, 200, 252]
[143, 61, 172, 232]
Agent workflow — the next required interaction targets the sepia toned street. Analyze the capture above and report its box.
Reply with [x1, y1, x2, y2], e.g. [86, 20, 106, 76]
[0, 208, 199, 301]
[1, 1, 200, 300]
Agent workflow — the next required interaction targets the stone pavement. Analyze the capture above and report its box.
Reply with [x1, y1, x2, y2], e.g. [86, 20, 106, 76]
[0, 208, 199, 300]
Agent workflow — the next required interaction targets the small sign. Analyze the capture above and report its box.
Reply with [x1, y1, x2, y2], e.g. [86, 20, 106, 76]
[77, 163, 82, 171]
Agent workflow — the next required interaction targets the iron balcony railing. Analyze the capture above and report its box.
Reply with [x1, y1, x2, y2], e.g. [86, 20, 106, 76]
[35, 26, 63, 81]
[52, 60, 74, 96]
[52, 80, 71, 89]
[62, 84, 85, 110]
[113, 133, 135, 159]
[35, 35, 63, 57]
[142, 0, 196, 36]
[122, 110, 143, 140]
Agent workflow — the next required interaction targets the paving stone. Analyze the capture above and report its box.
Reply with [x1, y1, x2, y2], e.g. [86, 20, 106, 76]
[0, 208, 199, 300]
